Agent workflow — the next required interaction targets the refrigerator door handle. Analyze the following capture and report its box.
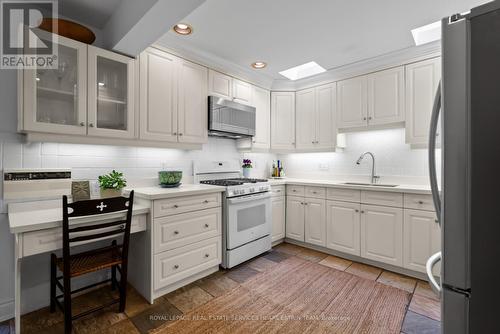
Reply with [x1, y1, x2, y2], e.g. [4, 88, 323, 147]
[426, 251, 442, 295]
[428, 81, 442, 223]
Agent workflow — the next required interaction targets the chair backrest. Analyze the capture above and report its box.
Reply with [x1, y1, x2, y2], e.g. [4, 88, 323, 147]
[61, 191, 134, 263]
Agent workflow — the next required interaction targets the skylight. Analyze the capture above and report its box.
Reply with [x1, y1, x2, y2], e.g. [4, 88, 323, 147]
[279, 61, 326, 81]
[411, 20, 441, 46]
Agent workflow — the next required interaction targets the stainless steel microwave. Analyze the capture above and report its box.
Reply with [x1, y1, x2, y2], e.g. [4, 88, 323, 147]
[208, 96, 256, 139]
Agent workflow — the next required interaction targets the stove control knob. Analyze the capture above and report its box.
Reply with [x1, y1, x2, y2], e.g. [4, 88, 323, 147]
[233, 189, 239, 195]
[249, 188, 255, 193]
[240, 189, 246, 194]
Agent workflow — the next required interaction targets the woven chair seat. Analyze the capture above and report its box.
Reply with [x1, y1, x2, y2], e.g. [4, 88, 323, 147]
[57, 247, 122, 277]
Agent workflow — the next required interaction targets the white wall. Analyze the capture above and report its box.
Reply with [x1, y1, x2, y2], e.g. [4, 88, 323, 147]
[278, 128, 440, 185]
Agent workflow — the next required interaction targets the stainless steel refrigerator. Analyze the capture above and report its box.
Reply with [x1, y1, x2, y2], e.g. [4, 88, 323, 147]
[427, 1, 500, 333]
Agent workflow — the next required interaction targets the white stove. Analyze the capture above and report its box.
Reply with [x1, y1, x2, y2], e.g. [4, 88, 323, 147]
[194, 162, 272, 268]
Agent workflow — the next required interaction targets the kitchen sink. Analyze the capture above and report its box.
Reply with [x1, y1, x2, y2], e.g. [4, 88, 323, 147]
[342, 182, 399, 187]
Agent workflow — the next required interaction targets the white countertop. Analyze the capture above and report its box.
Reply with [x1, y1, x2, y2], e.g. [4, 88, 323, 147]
[8, 199, 150, 234]
[267, 178, 432, 195]
[126, 184, 226, 200]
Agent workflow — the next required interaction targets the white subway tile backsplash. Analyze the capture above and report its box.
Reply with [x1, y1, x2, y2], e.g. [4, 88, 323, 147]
[22, 155, 41, 168]
[40, 143, 58, 155]
[22, 142, 41, 156]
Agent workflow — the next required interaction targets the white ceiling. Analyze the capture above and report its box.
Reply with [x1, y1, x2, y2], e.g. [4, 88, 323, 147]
[59, 0, 123, 29]
[157, 0, 489, 80]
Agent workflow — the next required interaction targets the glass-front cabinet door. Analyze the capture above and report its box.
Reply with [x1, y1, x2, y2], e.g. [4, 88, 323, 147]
[23, 33, 87, 135]
[87, 46, 135, 138]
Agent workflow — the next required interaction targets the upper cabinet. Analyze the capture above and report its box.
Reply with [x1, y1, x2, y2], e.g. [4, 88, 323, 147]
[405, 57, 441, 146]
[139, 48, 208, 145]
[87, 46, 135, 139]
[296, 83, 336, 151]
[232, 79, 252, 105]
[250, 86, 271, 150]
[337, 67, 405, 130]
[271, 92, 296, 151]
[208, 70, 253, 105]
[22, 34, 87, 136]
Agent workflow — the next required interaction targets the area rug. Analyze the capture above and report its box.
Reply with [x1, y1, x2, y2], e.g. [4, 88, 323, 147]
[154, 256, 411, 334]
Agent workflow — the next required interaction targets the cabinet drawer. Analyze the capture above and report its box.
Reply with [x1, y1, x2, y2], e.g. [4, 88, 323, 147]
[154, 236, 221, 290]
[305, 186, 326, 199]
[271, 185, 285, 197]
[154, 208, 221, 253]
[326, 188, 361, 203]
[404, 194, 435, 211]
[287, 185, 305, 197]
[361, 190, 403, 207]
[154, 193, 221, 218]
[22, 214, 147, 258]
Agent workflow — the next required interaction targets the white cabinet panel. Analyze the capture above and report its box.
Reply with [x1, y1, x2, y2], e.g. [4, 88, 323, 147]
[271, 185, 285, 197]
[286, 196, 304, 241]
[177, 59, 208, 144]
[23, 33, 87, 136]
[403, 209, 440, 275]
[337, 76, 368, 129]
[315, 83, 336, 149]
[367, 67, 405, 125]
[295, 88, 316, 150]
[87, 46, 135, 138]
[139, 48, 178, 142]
[232, 79, 252, 105]
[404, 194, 435, 211]
[208, 70, 232, 99]
[271, 92, 295, 151]
[286, 185, 305, 197]
[405, 57, 441, 146]
[271, 196, 286, 242]
[361, 190, 403, 208]
[154, 193, 221, 218]
[305, 186, 326, 199]
[251, 86, 271, 149]
[326, 188, 361, 203]
[361, 204, 403, 266]
[304, 198, 326, 247]
[326, 201, 361, 256]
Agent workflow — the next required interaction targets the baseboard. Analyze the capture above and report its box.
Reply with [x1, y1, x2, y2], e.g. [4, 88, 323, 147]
[0, 299, 14, 322]
[283, 238, 428, 281]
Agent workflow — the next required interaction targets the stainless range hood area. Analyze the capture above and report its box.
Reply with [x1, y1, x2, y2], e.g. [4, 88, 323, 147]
[208, 96, 256, 139]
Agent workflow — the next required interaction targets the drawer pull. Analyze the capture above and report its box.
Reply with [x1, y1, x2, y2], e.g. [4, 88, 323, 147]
[292, 189, 297, 192]
[361, 210, 365, 214]
[174, 264, 179, 269]
[174, 231, 179, 235]
[204, 224, 209, 228]
[355, 209, 359, 213]
[173, 204, 179, 208]
[204, 254, 210, 258]
[276, 190, 281, 193]
[203, 200, 209, 203]
[312, 191, 317, 194]
[434, 219, 439, 224]
[418, 200, 424, 204]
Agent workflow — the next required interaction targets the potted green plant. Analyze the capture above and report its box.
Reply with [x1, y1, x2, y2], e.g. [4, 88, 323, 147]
[242, 159, 252, 178]
[98, 170, 127, 198]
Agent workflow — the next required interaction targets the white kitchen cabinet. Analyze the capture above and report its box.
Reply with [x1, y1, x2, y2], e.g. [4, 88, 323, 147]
[403, 209, 441, 275]
[367, 67, 405, 126]
[405, 57, 441, 146]
[22, 33, 87, 136]
[177, 59, 208, 144]
[237, 86, 271, 151]
[326, 200, 361, 256]
[139, 48, 208, 144]
[232, 79, 252, 105]
[139, 48, 178, 142]
[208, 70, 232, 99]
[304, 198, 326, 247]
[295, 83, 336, 151]
[361, 204, 403, 266]
[286, 196, 305, 241]
[337, 76, 368, 129]
[87, 46, 135, 138]
[272, 196, 286, 242]
[271, 91, 296, 151]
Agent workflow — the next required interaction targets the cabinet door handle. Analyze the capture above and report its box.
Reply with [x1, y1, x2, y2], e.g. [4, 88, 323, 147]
[179, 133, 183, 136]
[204, 254, 210, 258]
[355, 209, 359, 213]
[368, 116, 372, 120]
[363, 117, 367, 121]
[312, 191, 317, 194]
[418, 200, 424, 204]
[174, 264, 179, 269]
[204, 224, 209, 228]
[173, 132, 177, 135]
[89, 123, 94, 127]
[173, 204, 179, 208]
[79, 122, 85, 127]
[361, 210, 365, 213]
[174, 231, 179, 235]
[203, 200, 209, 203]
[434, 219, 439, 224]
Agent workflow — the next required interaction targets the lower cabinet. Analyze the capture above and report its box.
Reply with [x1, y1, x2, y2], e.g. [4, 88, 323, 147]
[403, 209, 441, 275]
[286, 196, 305, 241]
[360, 204, 403, 266]
[271, 195, 286, 242]
[304, 198, 326, 247]
[326, 200, 361, 256]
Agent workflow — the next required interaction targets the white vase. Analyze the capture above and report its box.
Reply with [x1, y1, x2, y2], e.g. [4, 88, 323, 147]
[242, 168, 251, 178]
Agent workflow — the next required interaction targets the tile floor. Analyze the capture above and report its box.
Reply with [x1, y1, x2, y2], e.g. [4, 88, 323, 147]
[0, 242, 441, 334]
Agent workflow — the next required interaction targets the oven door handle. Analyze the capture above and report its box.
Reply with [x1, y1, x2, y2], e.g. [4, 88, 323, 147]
[227, 192, 271, 204]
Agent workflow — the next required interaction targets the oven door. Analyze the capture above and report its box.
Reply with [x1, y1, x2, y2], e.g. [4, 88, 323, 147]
[226, 192, 271, 250]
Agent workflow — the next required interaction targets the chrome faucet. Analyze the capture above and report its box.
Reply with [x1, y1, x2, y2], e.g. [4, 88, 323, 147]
[356, 152, 380, 184]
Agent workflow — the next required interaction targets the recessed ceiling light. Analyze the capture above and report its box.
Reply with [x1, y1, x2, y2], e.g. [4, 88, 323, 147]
[279, 61, 326, 81]
[411, 20, 441, 46]
[251, 61, 267, 69]
[173, 23, 193, 35]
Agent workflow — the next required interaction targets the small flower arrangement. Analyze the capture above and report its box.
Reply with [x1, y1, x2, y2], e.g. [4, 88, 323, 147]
[242, 159, 253, 169]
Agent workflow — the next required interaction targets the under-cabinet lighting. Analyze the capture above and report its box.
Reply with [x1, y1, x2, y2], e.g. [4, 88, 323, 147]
[279, 61, 326, 81]
[411, 20, 441, 46]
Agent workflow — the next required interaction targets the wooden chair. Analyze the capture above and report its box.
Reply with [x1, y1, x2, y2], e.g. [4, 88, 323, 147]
[50, 191, 134, 334]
